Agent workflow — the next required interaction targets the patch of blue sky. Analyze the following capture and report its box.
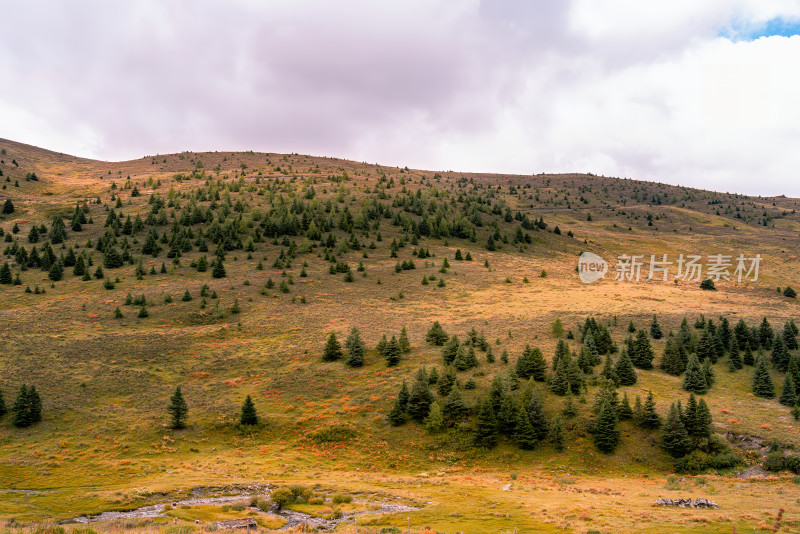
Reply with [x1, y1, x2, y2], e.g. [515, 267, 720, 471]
[720, 17, 800, 41]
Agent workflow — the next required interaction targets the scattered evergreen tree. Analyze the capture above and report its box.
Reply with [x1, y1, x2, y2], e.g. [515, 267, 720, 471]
[563, 396, 578, 418]
[728, 337, 742, 371]
[617, 392, 633, 421]
[779, 374, 797, 407]
[0, 262, 12, 284]
[752, 356, 775, 398]
[526, 387, 549, 441]
[630, 330, 654, 369]
[742, 341, 755, 366]
[551, 318, 564, 338]
[424, 401, 445, 434]
[345, 327, 365, 367]
[600, 354, 619, 386]
[167, 386, 188, 429]
[661, 403, 692, 458]
[788, 355, 800, 392]
[771, 336, 790, 372]
[702, 357, 715, 386]
[2, 199, 14, 214]
[550, 415, 566, 452]
[437, 367, 457, 397]
[212, 259, 226, 278]
[783, 321, 799, 350]
[567, 356, 585, 394]
[398, 326, 411, 353]
[474, 398, 498, 448]
[388, 399, 406, 426]
[322, 332, 343, 362]
[383, 335, 402, 367]
[550, 357, 570, 396]
[650, 315, 663, 339]
[594, 399, 620, 453]
[407, 370, 434, 422]
[240, 395, 258, 426]
[759, 317, 774, 350]
[442, 388, 470, 426]
[682, 354, 707, 394]
[48, 261, 63, 281]
[614, 349, 637, 386]
[442, 335, 460, 365]
[513, 405, 538, 450]
[660, 337, 687, 375]
[639, 391, 662, 429]
[397, 381, 410, 411]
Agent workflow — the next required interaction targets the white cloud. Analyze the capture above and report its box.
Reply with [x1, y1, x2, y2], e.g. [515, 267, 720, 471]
[1, 1, 800, 195]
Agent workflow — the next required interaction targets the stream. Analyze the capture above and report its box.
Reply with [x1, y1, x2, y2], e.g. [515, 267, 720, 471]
[59, 492, 419, 530]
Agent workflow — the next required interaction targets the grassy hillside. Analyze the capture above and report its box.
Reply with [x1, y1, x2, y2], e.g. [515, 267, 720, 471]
[1, 138, 800, 533]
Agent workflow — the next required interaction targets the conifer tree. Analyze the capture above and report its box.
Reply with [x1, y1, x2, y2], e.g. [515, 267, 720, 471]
[600, 354, 619, 386]
[550, 357, 570, 396]
[442, 388, 470, 426]
[397, 381, 410, 411]
[0, 262, 12, 285]
[743, 341, 755, 366]
[167, 386, 188, 429]
[442, 335, 460, 365]
[553, 339, 570, 370]
[577, 346, 594, 374]
[594, 399, 620, 453]
[633, 395, 643, 422]
[437, 367, 457, 397]
[752, 356, 775, 398]
[497, 395, 517, 436]
[650, 315, 663, 339]
[388, 399, 406, 426]
[702, 358, 715, 388]
[779, 373, 797, 407]
[660, 337, 686, 375]
[564, 356, 583, 394]
[523, 346, 547, 381]
[212, 258, 226, 278]
[614, 349, 637, 386]
[639, 391, 662, 429]
[563, 396, 578, 418]
[759, 317, 774, 350]
[407, 371, 434, 422]
[526, 388, 549, 441]
[630, 330, 655, 369]
[240, 395, 258, 426]
[399, 326, 411, 354]
[682, 354, 707, 394]
[322, 332, 343, 361]
[474, 398, 498, 448]
[696, 330, 715, 362]
[771, 336, 790, 372]
[345, 327, 365, 367]
[734, 319, 751, 349]
[783, 321, 799, 350]
[728, 337, 742, 371]
[384, 335, 401, 367]
[12, 385, 31, 428]
[788, 355, 800, 392]
[617, 392, 633, 421]
[661, 403, 692, 458]
[514, 405, 538, 450]
[424, 401, 445, 434]
[694, 398, 712, 439]
[550, 415, 566, 452]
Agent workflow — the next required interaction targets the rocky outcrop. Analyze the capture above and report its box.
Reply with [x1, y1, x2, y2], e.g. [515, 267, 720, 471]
[655, 497, 718, 509]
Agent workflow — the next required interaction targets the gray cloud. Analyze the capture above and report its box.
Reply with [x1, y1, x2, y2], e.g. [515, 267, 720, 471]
[1, 1, 799, 195]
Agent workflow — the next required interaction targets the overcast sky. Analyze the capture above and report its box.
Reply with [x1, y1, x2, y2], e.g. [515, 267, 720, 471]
[2, 1, 800, 196]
